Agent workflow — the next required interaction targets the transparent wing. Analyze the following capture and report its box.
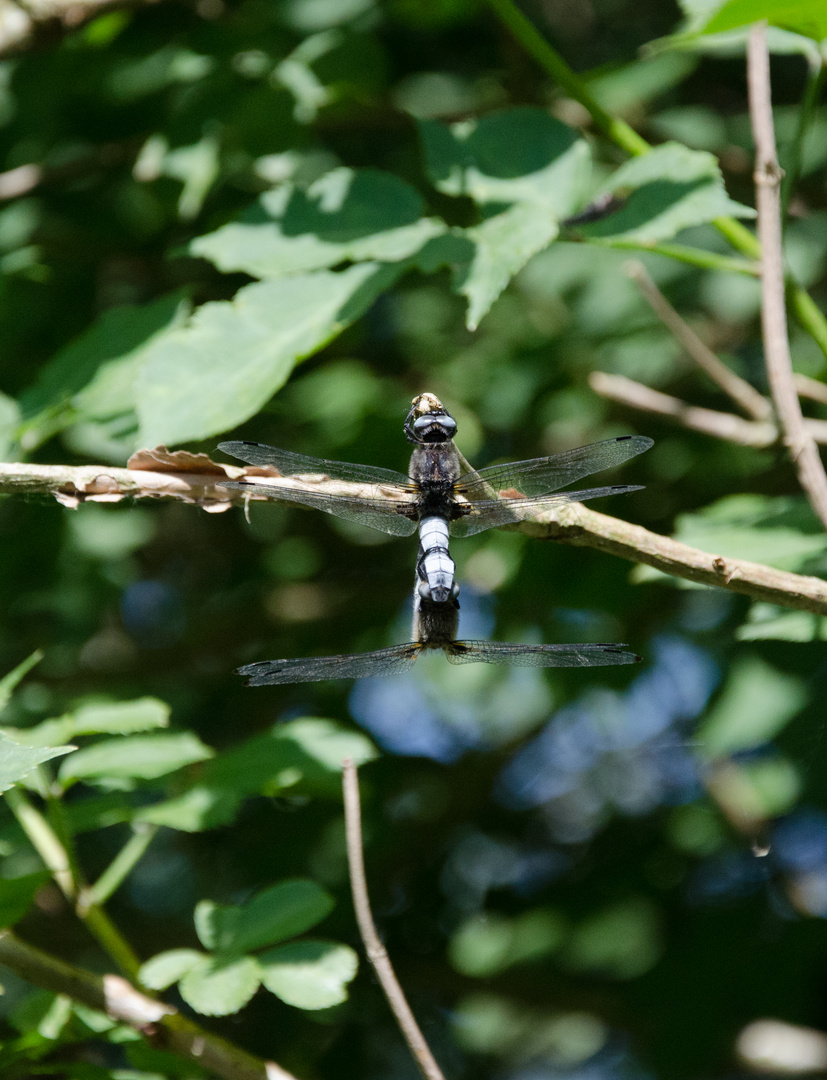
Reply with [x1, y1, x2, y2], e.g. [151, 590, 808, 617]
[237, 643, 422, 685]
[455, 436, 652, 501]
[219, 441, 412, 488]
[446, 641, 641, 667]
[449, 484, 644, 537]
[221, 479, 419, 536]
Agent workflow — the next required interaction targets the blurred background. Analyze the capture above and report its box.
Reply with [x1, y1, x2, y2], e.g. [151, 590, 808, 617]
[1, 0, 827, 1077]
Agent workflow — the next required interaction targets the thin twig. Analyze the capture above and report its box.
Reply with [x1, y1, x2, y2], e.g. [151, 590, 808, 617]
[2, 457, 827, 612]
[342, 760, 445, 1080]
[624, 261, 771, 421]
[748, 23, 827, 530]
[589, 371, 827, 447]
[0, 931, 297, 1080]
[794, 374, 827, 407]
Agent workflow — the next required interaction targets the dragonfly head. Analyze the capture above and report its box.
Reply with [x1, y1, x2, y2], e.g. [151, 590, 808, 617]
[405, 397, 458, 444]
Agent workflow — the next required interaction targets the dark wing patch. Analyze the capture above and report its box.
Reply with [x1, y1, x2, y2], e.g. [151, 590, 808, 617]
[238, 643, 422, 685]
[219, 441, 412, 487]
[446, 641, 641, 667]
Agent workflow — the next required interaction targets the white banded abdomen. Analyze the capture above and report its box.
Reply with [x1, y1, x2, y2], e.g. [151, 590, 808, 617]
[418, 516, 456, 602]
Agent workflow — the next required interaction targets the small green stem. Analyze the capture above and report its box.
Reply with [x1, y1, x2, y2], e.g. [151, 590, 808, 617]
[5, 788, 75, 898]
[781, 60, 826, 223]
[6, 786, 142, 981]
[581, 236, 759, 276]
[85, 825, 158, 907]
[482, 0, 649, 157]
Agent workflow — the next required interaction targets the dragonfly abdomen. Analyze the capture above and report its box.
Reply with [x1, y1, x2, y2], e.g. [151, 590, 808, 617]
[417, 515, 457, 603]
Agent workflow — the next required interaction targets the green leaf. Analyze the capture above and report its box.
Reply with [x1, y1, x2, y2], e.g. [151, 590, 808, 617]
[17, 294, 188, 452]
[0, 651, 43, 715]
[454, 202, 559, 330]
[136, 718, 377, 833]
[737, 603, 827, 642]
[0, 734, 75, 793]
[258, 940, 358, 1009]
[178, 955, 261, 1017]
[191, 168, 446, 278]
[739, 757, 802, 818]
[229, 879, 335, 953]
[7, 697, 170, 748]
[194, 899, 241, 951]
[0, 390, 20, 460]
[702, 0, 827, 41]
[0, 871, 51, 928]
[581, 143, 755, 244]
[419, 107, 590, 214]
[135, 264, 404, 447]
[138, 949, 204, 991]
[58, 732, 213, 789]
[697, 655, 807, 757]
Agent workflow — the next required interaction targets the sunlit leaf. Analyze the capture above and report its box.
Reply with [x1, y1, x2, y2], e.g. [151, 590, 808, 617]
[737, 603, 827, 642]
[697, 655, 806, 757]
[258, 940, 358, 1009]
[192, 168, 446, 278]
[419, 107, 590, 214]
[138, 949, 204, 991]
[580, 142, 754, 244]
[135, 264, 404, 447]
[702, 0, 827, 41]
[0, 734, 75, 794]
[58, 732, 213, 788]
[178, 955, 261, 1016]
[7, 697, 170, 748]
[194, 899, 241, 951]
[455, 203, 559, 330]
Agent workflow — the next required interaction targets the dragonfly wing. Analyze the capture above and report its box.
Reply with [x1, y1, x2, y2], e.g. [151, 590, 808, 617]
[238, 643, 421, 685]
[447, 641, 641, 667]
[219, 441, 411, 487]
[450, 484, 644, 537]
[221, 479, 419, 536]
[455, 435, 652, 500]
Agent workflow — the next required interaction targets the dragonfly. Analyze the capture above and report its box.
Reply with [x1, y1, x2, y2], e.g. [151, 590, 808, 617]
[219, 393, 652, 604]
[236, 573, 641, 686]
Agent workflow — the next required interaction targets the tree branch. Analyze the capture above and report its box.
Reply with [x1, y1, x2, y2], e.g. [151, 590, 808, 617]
[589, 371, 827, 447]
[0, 930, 298, 1080]
[523, 500, 827, 616]
[342, 760, 445, 1080]
[748, 24, 827, 531]
[2, 455, 826, 613]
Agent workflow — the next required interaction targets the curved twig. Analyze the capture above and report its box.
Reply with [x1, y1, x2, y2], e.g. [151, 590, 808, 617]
[342, 760, 446, 1080]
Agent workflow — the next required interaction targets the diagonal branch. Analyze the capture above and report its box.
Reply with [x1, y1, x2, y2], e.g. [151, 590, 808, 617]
[624, 261, 771, 422]
[0, 930, 298, 1080]
[589, 371, 827, 447]
[748, 23, 827, 531]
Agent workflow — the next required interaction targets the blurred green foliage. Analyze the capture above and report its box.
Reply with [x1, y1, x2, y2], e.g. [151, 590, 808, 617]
[0, 0, 827, 1077]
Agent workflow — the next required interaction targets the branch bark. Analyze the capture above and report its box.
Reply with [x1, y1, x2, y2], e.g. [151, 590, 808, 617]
[748, 23, 827, 530]
[0, 931, 298, 1080]
[2, 456, 827, 614]
[589, 371, 827, 447]
[342, 760, 445, 1080]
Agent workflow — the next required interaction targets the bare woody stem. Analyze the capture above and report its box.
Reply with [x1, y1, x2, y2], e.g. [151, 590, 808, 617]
[342, 760, 446, 1080]
[748, 24, 827, 531]
[0, 931, 298, 1080]
[2, 459, 826, 613]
